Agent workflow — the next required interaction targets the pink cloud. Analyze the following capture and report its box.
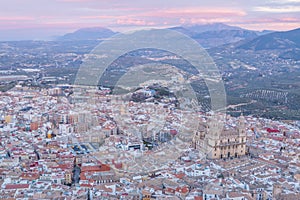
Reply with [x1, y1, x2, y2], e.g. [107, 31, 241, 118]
[80, 15, 119, 20]
[76, 7, 247, 28]
[0, 4, 297, 34]
[0, 16, 35, 21]
[239, 22, 300, 31]
[188, 18, 232, 24]
[280, 17, 299, 22]
[137, 7, 247, 19]
[103, 7, 247, 28]
[163, 8, 246, 17]
[234, 17, 300, 25]
[232, 17, 300, 30]
[56, 0, 96, 2]
[116, 18, 156, 26]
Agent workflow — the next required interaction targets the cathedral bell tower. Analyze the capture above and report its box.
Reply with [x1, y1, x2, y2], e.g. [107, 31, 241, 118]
[238, 114, 246, 137]
[206, 115, 224, 158]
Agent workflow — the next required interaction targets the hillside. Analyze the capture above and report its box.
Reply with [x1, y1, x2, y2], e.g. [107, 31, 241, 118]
[170, 23, 262, 48]
[238, 28, 300, 50]
[57, 27, 116, 41]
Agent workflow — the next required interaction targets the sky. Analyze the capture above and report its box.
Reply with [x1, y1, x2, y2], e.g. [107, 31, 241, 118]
[0, 0, 299, 40]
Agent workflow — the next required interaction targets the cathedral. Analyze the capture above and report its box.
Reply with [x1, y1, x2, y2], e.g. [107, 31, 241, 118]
[192, 114, 247, 159]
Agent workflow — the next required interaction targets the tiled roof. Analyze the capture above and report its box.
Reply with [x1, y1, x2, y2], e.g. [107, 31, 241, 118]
[81, 164, 110, 172]
[5, 184, 30, 190]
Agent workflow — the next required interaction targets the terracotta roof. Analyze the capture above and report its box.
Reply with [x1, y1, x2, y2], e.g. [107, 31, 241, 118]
[165, 187, 175, 194]
[20, 172, 40, 180]
[80, 183, 92, 188]
[175, 173, 185, 179]
[176, 186, 189, 194]
[5, 184, 30, 190]
[228, 192, 245, 198]
[81, 164, 110, 172]
[266, 128, 280, 133]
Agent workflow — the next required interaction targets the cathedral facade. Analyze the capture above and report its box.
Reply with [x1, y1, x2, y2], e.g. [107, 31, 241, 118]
[192, 115, 247, 159]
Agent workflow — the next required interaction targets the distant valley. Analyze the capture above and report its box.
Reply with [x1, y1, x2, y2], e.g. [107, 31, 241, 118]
[0, 23, 299, 119]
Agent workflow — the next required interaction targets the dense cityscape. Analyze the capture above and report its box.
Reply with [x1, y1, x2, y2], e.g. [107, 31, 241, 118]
[0, 81, 299, 199]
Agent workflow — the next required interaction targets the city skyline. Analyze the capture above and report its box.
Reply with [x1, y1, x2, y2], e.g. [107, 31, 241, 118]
[0, 0, 300, 40]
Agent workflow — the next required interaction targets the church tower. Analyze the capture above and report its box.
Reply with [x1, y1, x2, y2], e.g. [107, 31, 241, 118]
[238, 114, 246, 136]
[237, 114, 247, 156]
[205, 115, 223, 158]
[207, 115, 223, 140]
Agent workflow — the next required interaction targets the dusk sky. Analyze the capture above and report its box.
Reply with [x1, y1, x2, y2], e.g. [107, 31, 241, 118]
[0, 0, 300, 40]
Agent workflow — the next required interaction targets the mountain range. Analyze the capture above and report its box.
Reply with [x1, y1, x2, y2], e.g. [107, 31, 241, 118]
[57, 27, 116, 41]
[57, 23, 277, 48]
[238, 28, 300, 51]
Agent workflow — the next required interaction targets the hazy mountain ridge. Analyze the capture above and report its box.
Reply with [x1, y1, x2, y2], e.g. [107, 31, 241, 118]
[56, 23, 272, 48]
[183, 23, 244, 33]
[169, 23, 266, 48]
[57, 27, 117, 41]
[238, 28, 300, 51]
[191, 29, 259, 48]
